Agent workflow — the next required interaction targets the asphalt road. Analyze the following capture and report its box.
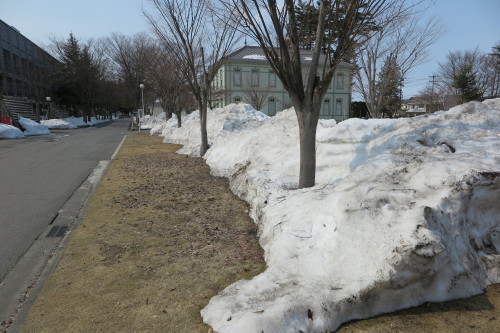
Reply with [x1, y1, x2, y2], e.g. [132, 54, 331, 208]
[0, 119, 129, 282]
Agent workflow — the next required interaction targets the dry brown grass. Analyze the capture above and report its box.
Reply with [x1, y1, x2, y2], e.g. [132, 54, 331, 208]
[22, 134, 265, 333]
[337, 284, 499, 332]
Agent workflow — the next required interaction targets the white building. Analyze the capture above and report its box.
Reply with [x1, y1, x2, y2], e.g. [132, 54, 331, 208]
[211, 45, 353, 122]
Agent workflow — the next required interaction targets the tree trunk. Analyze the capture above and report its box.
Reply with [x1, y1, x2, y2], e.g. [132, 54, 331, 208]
[199, 95, 209, 156]
[175, 110, 182, 128]
[296, 103, 320, 188]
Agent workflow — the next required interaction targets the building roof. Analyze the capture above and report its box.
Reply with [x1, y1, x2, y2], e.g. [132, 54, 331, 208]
[225, 45, 353, 68]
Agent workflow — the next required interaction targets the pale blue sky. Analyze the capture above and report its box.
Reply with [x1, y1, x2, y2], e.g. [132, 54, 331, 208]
[1, 0, 499, 97]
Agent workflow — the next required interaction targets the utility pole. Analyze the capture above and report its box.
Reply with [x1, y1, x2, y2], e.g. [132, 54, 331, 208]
[429, 75, 438, 112]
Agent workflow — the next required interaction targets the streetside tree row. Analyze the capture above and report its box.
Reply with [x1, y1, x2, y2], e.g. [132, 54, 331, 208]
[46, 31, 194, 121]
[144, 0, 240, 156]
[143, 0, 436, 188]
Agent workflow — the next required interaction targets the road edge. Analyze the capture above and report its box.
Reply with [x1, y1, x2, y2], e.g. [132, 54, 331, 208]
[0, 135, 128, 333]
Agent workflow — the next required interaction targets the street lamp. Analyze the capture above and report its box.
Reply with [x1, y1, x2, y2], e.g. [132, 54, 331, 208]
[139, 83, 145, 133]
[45, 96, 51, 119]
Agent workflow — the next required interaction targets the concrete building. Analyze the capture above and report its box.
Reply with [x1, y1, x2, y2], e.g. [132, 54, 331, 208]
[0, 19, 58, 122]
[211, 46, 353, 122]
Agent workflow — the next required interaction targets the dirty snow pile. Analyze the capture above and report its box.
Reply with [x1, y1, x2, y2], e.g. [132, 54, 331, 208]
[19, 117, 51, 136]
[148, 103, 269, 154]
[152, 100, 500, 332]
[139, 113, 167, 130]
[0, 123, 25, 139]
[41, 116, 109, 129]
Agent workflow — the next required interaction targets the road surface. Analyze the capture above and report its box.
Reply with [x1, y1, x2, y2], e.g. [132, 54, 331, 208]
[0, 119, 128, 281]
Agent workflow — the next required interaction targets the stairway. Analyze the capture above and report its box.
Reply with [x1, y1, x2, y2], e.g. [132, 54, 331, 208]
[1, 96, 38, 122]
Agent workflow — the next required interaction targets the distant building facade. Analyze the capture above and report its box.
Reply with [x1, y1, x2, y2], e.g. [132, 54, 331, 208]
[211, 46, 353, 122]
[0, 19, 58, 121]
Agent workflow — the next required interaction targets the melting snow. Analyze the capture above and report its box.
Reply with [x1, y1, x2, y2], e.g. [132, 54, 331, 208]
[142, 99, 500, 332]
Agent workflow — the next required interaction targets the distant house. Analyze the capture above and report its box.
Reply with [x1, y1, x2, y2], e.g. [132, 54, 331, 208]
[211, 45, 353, 122]
[401, 97, 429, 117]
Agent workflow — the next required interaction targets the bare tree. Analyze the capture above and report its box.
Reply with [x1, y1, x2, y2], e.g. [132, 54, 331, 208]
[144, 0, 240, 156]
[416, 82, 445, 111]
[436, 47, 498, 102]
[354, 11, 443, 118]
[106, 32, 158, 113]
[241, 76, 270, 111]
[480, 44, 500, 98]
[226, 0, 412, 188]
[148, 45, 195, 127]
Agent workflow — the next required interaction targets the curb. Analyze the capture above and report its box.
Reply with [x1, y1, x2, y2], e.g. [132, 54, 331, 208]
[0, 135, 128, 333]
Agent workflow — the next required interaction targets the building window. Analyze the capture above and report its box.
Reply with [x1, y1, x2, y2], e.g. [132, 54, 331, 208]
[234, 68, 242, 86]
[268, 70, 276, 87]
[323, 99, 330, 115]
[251, 69, 259, 87]
[13, 55, 20, 74]
[335, 98, 343, 115]
[6, 77, 14, 95]
[336, 73, 344, 89]
[234, 96, 242, 103]
[3, 50, 11, 71]
[15, 79, 22, 96]
[268, 97, 276, 116]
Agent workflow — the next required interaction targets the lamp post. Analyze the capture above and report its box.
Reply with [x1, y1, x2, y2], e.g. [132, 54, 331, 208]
[139, 83, 145, 133]
[45, 96, 51, 119]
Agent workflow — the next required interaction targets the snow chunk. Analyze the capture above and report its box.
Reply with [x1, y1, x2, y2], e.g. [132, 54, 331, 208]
[0, 124, 25, 139]
[19, 117, 51, 135]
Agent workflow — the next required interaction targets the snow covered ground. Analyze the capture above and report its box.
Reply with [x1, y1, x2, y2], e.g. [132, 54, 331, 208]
[144, 100, 500, 332]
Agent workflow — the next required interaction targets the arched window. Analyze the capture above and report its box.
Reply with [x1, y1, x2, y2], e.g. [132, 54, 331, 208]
[268, 70, 276, 87]
[251, 69, 259, 87]
[336, 73, 344, 89]
[335, 98, 343, 115]
[323, 99, 331, 115]
[234, 68, 242, 86]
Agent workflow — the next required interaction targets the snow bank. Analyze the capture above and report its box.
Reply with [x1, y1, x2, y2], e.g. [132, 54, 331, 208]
[155, 100, 500, 332]
[151, 103, 269, 156]
[140, 113, 166, 130]
[41, 118, 78, 129]
[19, 117, 51, 135]
[41, 117, 110, 129]
[0, 123, 25, 139]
